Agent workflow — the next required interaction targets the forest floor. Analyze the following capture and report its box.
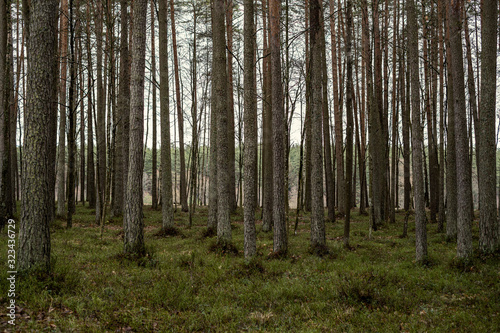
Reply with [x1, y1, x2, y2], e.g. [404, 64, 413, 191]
[1, 204, 499, 332]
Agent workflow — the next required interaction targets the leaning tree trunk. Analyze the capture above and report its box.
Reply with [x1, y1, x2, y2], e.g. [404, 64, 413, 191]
[18, 0, 58, 272]
[124, 0, 147, 256]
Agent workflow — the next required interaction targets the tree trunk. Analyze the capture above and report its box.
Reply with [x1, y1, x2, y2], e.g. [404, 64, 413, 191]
[151, 0, 158, 210]
[19, 0, 58, 271]
[243, 0, 257, 258]
[262, 0, 273, 231]
[159, 0, 174, 230]
[344, 0, 353, 247]
[478, 0, 498, 253]
[212, 0, 231, 245]
[449, 0, 472, 260]
[169, 0, 188, 212]
[408, 0, 427, 263]
[124, 0, 147, 255]
[226, 0, 236, 212]
[67, 0, 76, 228]
[56, 0, 69, 217]
[310, 0, 325, 251]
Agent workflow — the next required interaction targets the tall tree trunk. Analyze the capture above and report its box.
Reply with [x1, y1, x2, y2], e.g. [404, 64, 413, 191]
[95, 0, 106, 225]
[478, 0, 498, 253]
[330, 0, 344, 215]
[262, 0, 273, 231]
[243, 0, 257, 258]
[408, 0, 427, 263]
[86, 0, 96, 209]
[321, 18, 334, 224]
[0, 0, 13, 229]
[310, 0, 325, 251]
[270, 0, 287, 255]
[56, 0, 69, 217]
[226, 0, 236, 212]
[212, 0, 231, 245]
[159, 0, 174, 230]
[151, 0, 158, 210]
[449, 0, 472, 260]
[438, 0, 446, 232]
[169, 0, 188, 212]
[19, 0, 58, 271]
[303, 0, 311, 213]
[445, 1, 457, 241]
[67, 0, 76, 228]
[124, 0, 147, 255]
[344, 0, 353, 247]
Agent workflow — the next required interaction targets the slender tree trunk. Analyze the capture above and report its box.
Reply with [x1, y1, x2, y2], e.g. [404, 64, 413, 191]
[243, 0, 257, 258]
[19, 0, 58, 271]
[169, 0, 188, 212]
[262, 0, 273, 230]
[226, 0, 236, 212]
[67, 0, 76, 228]
[408, 0, 427, 263]
[478, 0, 498, 253]
[151, 0, 158, 210]
[124, 0, 147, 255]
[449, 0, 472, 260]
[0, 0, 13, 229]
[212, 0, 231, 245]
[270, 0, 287, 255]
[86, 0, 95, 209]
[189, 4, 198, 226]
[344, 0, 353, 247]
[159, 0, 174, 230]
[310, 0, 325, 251]
[445, 0, 457, 241]
[438, 0, 445, 232]
[55, 0, 68, 217]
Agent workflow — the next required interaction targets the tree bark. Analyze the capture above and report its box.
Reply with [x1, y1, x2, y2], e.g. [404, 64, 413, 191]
[169, 0, 188, 212]
[310, 0, 325, 250]
[270, 0, 287, 255]
[19, 0, 58, 271]
[478, 0, 498, 253]
[124, 0, 147, 255]
[151, 0, 158, 210]
[212, 0, 231, 245]
[159, 0, 174, 230]
[408, 0, 427, 263]
[449, 0, 472, 260]
[344, 0, 353, 247]
[243, 0, 257, 258]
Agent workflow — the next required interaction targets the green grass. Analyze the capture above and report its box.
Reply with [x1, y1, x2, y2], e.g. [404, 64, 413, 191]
[1, 205, 499, 332]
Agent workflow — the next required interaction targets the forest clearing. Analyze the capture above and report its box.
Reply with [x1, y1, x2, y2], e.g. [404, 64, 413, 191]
[1, 205, 499, 332]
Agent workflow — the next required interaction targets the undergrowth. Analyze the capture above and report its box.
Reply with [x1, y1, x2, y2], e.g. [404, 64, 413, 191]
[0, 205, 499, 332]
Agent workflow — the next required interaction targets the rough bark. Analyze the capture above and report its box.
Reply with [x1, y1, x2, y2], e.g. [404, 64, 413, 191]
[151, 1, 158, 210]
[56, 0, 68, 217]
[67, 0, 76, 227]
[262, 0, 273, 231]
[86, 0, 95, 208]
[449, 0, 472, 260]
[159, 0, 174, 230]
[226, 0, 236, 212]
[212, 0, 231, 245]
[243, 0, 257, 258]
[344, 0, 353, 247]
[310, 0, 325, 250]
[408, 0, 427, 263]
[18, 0, 58, 271]
[478, 0, 498, 253]
[170, 0, 188, 212]
[124, 0, 147, 255]
[270, 0, 287, 255]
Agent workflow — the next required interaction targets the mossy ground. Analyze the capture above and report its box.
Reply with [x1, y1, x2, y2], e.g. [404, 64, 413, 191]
[1, 204, 499, 332]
